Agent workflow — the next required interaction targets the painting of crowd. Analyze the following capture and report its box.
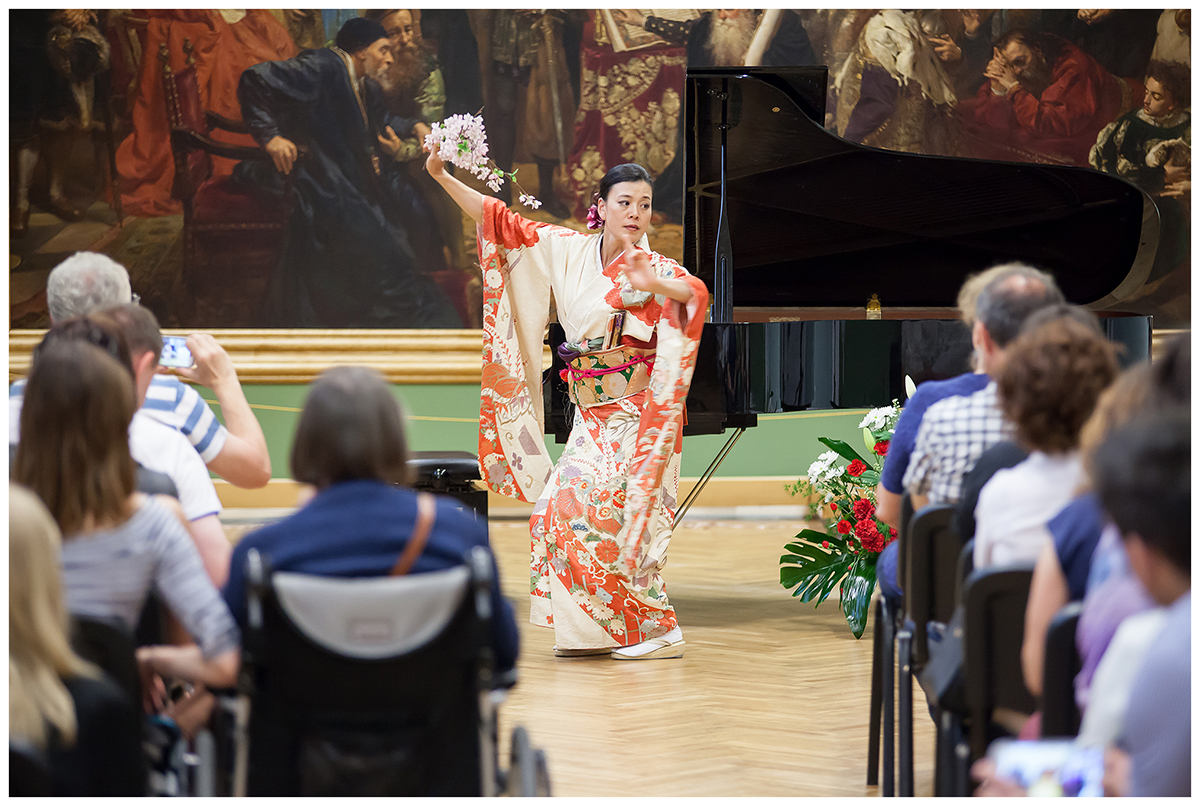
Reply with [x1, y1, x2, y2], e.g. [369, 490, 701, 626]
[8, 10, 1190, 329]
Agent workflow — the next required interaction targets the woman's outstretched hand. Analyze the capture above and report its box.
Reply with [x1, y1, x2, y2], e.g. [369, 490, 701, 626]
[621, 234, 659, 294]
[424, 142, 446, 179]
[621, 234, 697, 308]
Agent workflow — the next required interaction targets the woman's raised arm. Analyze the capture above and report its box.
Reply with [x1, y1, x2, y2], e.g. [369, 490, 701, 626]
[425, 148, 484, 224]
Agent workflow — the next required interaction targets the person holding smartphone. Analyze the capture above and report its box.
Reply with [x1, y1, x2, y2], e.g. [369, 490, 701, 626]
[27, 251, 272, 490]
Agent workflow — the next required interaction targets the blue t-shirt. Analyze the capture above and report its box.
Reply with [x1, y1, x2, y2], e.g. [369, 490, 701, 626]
[1047, 492, 1106, 601]
[223, 480, 519, 672]
[880, 372, 991, 494]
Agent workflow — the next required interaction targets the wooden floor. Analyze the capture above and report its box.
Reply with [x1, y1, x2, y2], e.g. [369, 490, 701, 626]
[488, 515, 936, 797]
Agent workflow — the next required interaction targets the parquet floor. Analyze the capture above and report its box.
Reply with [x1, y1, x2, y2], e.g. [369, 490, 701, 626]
[488, 514, 937, 797]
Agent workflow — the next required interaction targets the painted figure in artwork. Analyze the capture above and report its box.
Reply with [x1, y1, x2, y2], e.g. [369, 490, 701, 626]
[231, 17, 463, 328]
[10, 10, 112, 238]
[114, 10, 297, 218]
[957, 28, 1143, 166]
[833, 10, 959, 155]
[426, 140, 708, 659]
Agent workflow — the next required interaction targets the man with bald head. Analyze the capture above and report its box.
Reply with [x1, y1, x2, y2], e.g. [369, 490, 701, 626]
[875, 263, 1064, 607]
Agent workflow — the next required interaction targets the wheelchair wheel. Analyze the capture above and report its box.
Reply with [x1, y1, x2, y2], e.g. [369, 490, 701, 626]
[508, 726, 537, 796]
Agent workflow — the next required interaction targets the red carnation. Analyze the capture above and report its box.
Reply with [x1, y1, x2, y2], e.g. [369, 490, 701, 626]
[853, 498, 875, 521]
[855, 519, 886, 553]
[847, 459, 868, 477]
[889, 527, 897, 538]
[874, 439, 890, 457]
[821, 541, 830, 549]
[836, 519, 852, 535]
[829, 502, 838, 511]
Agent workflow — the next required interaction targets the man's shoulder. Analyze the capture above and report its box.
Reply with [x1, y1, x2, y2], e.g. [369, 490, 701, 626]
[922, 380, 994, 422]
[910, 372, 988, 407]
[130, 410, 195, 455]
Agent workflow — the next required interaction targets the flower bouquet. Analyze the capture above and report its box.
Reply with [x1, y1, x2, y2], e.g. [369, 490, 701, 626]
[780, 402, 901, 638]
[423, 113, 542, 209]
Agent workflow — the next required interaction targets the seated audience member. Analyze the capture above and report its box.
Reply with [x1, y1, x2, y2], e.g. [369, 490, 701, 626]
[29, 250, 271, 488]
[972, 308, 1118, 568]
[973, 408, 1190, 797]
[875, 262, 1034, 529]
[14, 313, 231, 585]
[13, 341, 240, 698]
[1071, 334, 1190, 710]
[223, 366, 519, 673]
[9, 482, 144, 796]
[876, 263, 1064, 606]
[1019, 361, 1154, 699]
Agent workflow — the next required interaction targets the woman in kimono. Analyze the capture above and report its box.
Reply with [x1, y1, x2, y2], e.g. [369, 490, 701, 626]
[426, 149, 708, 659]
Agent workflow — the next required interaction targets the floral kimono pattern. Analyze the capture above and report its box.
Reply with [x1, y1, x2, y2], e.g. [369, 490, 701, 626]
[476, 197, 708, 649]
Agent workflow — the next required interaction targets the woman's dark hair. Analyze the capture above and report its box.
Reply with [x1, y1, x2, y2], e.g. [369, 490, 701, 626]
[15, 341, 137, 536]
[597, 163, 653, 203]
[33, 315, 133, 379]
[1093, 407, 1190, 572]
[290, 366, 413, 489]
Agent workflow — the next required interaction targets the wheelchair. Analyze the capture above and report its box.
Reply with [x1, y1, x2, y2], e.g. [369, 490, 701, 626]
[201, 544, 549, 796]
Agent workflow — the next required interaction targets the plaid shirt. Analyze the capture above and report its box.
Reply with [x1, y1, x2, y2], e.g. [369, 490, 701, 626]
[902, 381, 1013, 504]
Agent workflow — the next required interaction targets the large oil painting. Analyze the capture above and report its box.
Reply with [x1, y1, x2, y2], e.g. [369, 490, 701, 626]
[9, 9, 1191, 330]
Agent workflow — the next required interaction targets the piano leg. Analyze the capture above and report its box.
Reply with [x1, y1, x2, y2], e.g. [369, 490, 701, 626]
[674, 428, 745, 522]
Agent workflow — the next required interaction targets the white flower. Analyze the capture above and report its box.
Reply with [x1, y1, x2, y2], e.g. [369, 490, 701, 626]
[859, 405, 898, 431]
[806, 450, 840, 482]
[519, 194, 542, 210]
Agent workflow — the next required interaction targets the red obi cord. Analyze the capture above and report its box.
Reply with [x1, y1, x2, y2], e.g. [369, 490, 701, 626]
[560, 352, 655, 382]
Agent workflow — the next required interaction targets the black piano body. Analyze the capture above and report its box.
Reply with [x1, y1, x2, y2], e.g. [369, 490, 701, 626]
[546, 66, 1156, 451]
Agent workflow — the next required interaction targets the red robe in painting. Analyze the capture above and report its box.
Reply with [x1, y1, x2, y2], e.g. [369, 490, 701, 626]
[958, 40, 1140, 167]
[115, 10, 296, 217]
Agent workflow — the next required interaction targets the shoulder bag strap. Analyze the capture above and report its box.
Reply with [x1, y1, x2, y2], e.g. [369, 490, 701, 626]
[389, 492, 438, 576]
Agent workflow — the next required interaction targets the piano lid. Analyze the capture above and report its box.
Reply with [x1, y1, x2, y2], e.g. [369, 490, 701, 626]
[683, 67, 1159, 319]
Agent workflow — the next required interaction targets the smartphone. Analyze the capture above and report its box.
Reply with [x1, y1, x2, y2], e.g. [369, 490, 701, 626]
[987, 738, 1105, 797]
[160, 335, 194, 369]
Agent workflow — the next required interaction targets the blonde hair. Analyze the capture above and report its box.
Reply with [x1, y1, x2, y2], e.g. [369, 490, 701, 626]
[9, 484, 97, 748]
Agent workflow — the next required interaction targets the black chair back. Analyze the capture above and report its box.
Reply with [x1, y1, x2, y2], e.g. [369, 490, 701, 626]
[70, 615, 141, 705]
[240, 547, 496, 797]
[962, 564, 1036, 761]
[10, 740, 53, 796]
[903, 504, 960, 668]
[1041, 601, 1084, 737]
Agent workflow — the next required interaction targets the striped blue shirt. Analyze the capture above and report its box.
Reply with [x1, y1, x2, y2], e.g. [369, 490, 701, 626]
[140, 376, 228, 463]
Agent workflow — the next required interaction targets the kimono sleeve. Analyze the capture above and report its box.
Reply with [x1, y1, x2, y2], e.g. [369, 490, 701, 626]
[476, 197, 561, 502]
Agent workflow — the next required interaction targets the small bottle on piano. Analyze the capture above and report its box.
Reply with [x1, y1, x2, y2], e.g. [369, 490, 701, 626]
[866, 294, 882, 320]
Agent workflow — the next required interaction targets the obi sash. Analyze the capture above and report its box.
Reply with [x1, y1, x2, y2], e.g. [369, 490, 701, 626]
[561, 346, 655, 408]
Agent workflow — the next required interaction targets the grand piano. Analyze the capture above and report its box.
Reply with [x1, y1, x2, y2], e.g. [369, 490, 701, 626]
[548, 66, 1157, 510]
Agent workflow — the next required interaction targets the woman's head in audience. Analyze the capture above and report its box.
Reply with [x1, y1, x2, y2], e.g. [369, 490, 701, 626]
[996, 309, 1118, 455]
[14, 341, 138, 535]
[1092, 408, 1190, 604]
[291, 366, 414, 490]
[9, 483, 97, 748]
[32, 314, 134, 378]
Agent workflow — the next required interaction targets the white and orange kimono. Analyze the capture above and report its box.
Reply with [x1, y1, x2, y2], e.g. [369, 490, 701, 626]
[476, 198, 708, 650]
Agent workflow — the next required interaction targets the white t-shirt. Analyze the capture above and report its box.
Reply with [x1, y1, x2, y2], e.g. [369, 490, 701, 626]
[129, 412, 222, 521]
[10, 396, 222, 522]
[973, 451, 1085, 568]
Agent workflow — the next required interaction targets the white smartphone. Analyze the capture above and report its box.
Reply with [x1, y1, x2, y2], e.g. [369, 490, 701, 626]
[160, 335, 194, 369]
[987, 738, 1105, 797]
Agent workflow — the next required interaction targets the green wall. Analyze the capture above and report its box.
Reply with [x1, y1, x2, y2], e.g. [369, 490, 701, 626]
[213, 384, 878, 481]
